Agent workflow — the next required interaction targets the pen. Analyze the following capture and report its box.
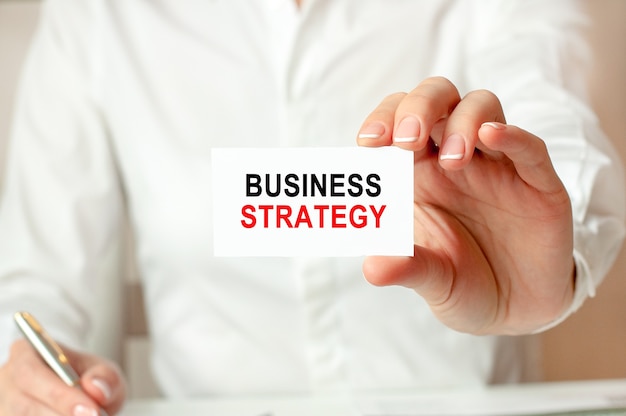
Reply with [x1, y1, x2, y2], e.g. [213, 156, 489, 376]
[14, 311, 109, 416]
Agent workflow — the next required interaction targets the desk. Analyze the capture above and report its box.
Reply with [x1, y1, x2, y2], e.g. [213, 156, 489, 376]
[121, 379, 626, 415]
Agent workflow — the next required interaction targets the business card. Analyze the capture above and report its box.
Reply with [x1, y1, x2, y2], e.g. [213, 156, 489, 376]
[211, 147, 413, 256]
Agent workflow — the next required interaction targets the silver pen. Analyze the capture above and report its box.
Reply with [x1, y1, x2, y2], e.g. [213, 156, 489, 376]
[14, 311, 109, 416]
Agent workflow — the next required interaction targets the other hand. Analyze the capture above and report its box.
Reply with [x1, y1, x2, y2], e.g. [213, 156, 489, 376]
[0, 338, 126, 415]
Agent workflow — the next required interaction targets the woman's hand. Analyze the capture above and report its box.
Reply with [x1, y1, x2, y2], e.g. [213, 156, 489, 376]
[357, 77, 575, 335]
[0, 338, 126, 415]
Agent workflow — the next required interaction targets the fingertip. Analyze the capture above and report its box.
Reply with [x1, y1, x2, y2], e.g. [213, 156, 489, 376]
[362, 254, 417, 287]
[478, 121, 508, 146]
[357, 122, 387, 145]
[91, 378, 112, 403]
[392, 115, 424, 150]
[362, 255, 388, 286]
[481, 121, 506, 131]
[80, 376, 109, 407]
[81, 364, 125, 409]
[439, 133, 469, 170]
[478, 121, 532, 155]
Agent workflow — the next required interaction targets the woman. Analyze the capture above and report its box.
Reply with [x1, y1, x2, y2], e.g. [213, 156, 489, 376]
[0, 1, 623, 415]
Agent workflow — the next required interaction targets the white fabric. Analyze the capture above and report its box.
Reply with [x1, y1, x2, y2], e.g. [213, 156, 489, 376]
[0, 0, 624, 397]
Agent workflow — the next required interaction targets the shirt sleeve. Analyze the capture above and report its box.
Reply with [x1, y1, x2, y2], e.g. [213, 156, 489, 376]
[465, 0, 626, 331]
[0, 0, 123, 363]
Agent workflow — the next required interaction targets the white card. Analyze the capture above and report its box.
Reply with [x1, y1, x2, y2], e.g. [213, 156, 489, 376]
[211, 147, 413, 257]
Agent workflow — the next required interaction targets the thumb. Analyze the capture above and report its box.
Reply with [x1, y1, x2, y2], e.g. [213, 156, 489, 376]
[363, 245, 454, 306]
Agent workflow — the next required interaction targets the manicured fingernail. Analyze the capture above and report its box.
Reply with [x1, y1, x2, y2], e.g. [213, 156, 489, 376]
[73, 404, 99, 416]
[482, 121, 506, 130]
[440, 134, 465, 160]
[394, 116, 420, 143]
[358, 122, 385, 139]
[92, 378, 112, 402]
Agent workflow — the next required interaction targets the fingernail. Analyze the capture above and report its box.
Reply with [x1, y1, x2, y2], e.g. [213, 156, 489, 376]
[358, 122, 385, 139]
[394, 116, 420, 143]
[482, 121, 506, 130]
[73, 404, 99, 416]
[440, 134, 465, 160]
[92, 378, 112, 402]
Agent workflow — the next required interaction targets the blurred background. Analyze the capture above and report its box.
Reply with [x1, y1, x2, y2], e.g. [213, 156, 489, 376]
[1, 0, 625, 398]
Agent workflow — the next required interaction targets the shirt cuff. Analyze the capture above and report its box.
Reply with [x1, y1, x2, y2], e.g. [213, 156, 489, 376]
[531, 249, 594, 334]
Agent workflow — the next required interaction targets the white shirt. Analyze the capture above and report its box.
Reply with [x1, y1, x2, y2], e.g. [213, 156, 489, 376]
[0, 0, 624, 397]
